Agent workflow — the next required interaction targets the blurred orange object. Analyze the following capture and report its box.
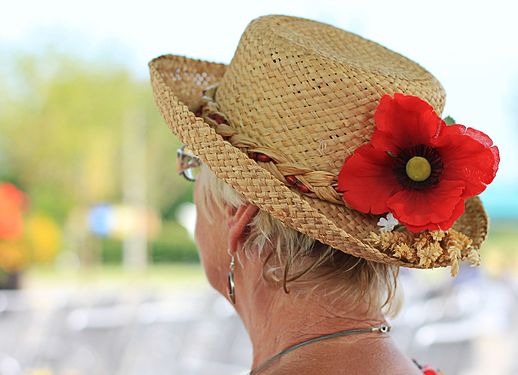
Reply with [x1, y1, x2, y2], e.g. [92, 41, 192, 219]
[0, 240, 27, 273]
[0, 183, 27, 240]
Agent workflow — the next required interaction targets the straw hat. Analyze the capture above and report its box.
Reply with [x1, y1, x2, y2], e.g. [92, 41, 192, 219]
[149, 15, 498, 275]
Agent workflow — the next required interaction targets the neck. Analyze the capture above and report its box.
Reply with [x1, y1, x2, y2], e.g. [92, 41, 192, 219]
[231, 254, 387, 371]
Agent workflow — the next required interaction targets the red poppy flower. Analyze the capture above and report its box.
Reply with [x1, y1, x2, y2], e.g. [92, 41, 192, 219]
[337, 93, 499, 232]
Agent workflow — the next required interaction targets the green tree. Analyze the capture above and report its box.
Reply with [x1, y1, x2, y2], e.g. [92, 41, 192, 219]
[0, 47, 192, 222]
[0, 47, 198, 267]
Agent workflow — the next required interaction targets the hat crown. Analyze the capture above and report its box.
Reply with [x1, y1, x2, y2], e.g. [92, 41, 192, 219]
[215, 15, 445, 175]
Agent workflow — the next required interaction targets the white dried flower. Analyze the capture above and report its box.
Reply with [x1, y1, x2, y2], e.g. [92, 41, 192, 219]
[377, 212, 399, 232]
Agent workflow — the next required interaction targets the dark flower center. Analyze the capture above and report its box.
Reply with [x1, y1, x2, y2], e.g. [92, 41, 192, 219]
[392, 144, 443, 189]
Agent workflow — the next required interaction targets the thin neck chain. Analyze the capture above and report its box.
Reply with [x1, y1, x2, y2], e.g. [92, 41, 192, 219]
[249, 324, 391, 375]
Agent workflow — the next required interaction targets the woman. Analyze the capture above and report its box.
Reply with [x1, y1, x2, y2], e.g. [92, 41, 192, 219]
[151, 15, 499, 374]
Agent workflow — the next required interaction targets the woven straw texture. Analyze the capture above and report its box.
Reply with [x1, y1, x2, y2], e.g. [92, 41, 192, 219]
[149, 15, 489, 269]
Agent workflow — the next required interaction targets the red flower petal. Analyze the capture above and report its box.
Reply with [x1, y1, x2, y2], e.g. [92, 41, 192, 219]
[372, 93, 445, 154]
[337, 144, 401, 214]
[433, 124, 500, 197]
[403, 198, 465, 232]
[387, 179, 465, 230]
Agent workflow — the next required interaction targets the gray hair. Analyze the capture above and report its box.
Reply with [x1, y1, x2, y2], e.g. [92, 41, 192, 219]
[196, 163, 401, 316]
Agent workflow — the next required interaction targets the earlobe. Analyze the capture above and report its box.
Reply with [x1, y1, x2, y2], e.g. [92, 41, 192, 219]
[227, 204, 259, 254]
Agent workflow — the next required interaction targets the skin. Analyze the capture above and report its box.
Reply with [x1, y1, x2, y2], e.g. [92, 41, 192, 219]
[193, 172, 423, 374]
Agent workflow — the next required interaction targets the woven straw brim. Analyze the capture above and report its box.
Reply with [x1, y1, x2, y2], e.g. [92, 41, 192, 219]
[149, 54, 489, 269]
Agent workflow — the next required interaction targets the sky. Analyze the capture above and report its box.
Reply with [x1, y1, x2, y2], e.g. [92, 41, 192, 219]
[1, 0, 517, 216]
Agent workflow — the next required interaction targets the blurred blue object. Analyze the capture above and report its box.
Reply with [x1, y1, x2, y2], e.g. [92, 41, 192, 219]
[88, 204, 113, 237]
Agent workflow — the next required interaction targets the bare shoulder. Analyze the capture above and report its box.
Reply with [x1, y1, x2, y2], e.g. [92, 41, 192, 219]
[272, 336, 423, 375]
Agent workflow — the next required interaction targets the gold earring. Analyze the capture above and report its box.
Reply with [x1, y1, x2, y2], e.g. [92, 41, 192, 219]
[227, 253, 236, 304]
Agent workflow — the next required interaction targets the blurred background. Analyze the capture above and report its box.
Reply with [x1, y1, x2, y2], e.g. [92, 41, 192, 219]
[1, 1, 517, 374]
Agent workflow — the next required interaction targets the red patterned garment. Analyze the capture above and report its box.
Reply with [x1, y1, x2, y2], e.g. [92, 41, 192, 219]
[414, 359, 444, 375]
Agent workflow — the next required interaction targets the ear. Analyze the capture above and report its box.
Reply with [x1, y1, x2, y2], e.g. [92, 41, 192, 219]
[226, 204, 259, 254]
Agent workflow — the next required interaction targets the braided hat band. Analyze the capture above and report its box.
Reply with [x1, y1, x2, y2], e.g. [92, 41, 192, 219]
[149, 15, 494, 276]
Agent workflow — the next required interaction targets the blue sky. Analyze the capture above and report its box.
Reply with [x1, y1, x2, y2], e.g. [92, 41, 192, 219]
[2, 0, 517, 216]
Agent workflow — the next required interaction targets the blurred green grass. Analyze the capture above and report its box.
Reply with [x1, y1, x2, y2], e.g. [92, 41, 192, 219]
[23, 263, 207, 291]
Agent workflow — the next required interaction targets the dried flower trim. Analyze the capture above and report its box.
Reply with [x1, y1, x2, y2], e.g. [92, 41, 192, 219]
[367, 228, 477, 277]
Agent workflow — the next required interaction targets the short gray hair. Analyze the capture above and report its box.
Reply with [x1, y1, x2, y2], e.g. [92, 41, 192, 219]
[196, 164, 401, 316]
